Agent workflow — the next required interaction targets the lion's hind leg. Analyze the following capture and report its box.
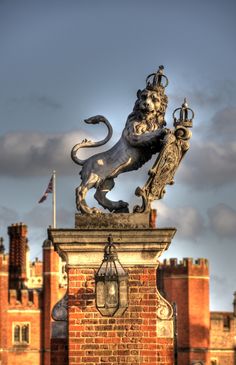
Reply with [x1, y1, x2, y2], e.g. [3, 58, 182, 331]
[76, 173, 101, 214]
[94, 178, 129, 213]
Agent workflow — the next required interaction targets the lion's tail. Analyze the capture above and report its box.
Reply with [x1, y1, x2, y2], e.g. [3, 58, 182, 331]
[71, 115, 113, 166]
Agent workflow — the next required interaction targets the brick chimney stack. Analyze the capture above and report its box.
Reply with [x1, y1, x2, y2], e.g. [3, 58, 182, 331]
[233, 292, 236, 316]
[8, 223, 28, 290]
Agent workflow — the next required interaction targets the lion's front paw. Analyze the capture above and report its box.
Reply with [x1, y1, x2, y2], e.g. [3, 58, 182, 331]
[91, 207, 101, 214]
[115, 200, 129, 213]
[115, 202, 129, 213]
[118, 200, 129, 208]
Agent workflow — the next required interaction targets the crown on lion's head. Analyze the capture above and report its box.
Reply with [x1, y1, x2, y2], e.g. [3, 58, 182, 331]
[133, 66, 169, 135]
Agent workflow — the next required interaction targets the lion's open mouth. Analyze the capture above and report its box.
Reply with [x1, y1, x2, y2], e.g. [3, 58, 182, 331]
[141, 108, 154, 114]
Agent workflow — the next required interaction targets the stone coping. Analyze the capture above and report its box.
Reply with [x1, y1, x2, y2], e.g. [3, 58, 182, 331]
[48, 227, 176, 268]
[75, 211, 151, 229]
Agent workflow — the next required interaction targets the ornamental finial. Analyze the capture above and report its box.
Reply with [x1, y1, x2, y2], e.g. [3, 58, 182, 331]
[146, 65, 169, 90]
[173, 98, 194, 128]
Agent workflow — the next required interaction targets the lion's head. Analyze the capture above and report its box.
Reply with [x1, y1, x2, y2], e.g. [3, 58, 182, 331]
[133, 87, 168, 135]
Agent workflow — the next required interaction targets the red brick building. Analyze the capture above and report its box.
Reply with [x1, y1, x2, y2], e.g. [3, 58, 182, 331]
[158, 259, 236, 365]
[0, 223, 235, 365]
[0, 223, 67, 365]
[209, 311, 236, 365]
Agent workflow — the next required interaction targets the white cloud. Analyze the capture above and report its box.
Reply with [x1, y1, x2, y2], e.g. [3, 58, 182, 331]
[0, 130, 91, 177]
[154, 202, 206, 240]
[208, 107, 236, 141]
[178, 139, 236, 189]
[175, 104, 236, 190]
[23, 206, 73, 228]
[208, 203, 236, 238]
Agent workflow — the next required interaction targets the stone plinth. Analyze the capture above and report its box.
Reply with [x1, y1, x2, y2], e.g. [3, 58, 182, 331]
[48, 213, 176, 365]
[74, 211, 151, 229]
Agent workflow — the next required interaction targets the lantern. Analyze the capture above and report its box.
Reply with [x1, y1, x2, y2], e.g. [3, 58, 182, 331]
[95, 235, 128, 317]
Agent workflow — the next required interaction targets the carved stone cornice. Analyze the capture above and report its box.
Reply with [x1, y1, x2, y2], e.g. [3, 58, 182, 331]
[48, 225, 176, 269]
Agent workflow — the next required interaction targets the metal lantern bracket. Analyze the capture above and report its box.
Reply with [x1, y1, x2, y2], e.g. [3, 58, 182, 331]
[95, 234, 128, 317]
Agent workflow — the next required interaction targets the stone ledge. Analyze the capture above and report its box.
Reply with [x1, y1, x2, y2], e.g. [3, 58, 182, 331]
[48, 227, 176, 268]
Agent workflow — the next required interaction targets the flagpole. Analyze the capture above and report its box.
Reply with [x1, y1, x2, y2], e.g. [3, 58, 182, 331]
[52, 170, 56, 228]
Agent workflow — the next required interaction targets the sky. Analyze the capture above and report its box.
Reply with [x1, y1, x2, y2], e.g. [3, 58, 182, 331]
[0, 0, 236, 311]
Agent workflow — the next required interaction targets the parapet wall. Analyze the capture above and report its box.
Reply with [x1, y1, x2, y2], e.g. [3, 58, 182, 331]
[159, 257, 209, 276]
[8, 288, 42, 309]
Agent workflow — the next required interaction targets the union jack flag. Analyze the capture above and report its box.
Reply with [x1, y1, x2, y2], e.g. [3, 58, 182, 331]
[38, 175, 53, 203]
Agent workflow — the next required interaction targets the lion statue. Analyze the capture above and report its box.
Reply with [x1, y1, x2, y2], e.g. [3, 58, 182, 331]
[71, 66, 170, 214]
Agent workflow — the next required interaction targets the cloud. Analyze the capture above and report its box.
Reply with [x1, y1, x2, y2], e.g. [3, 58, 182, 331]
[211, 274, 227, 287]
[0, 206, 19, 228]
[208, 106, 236, 141]
[154, 202, 206, 240]
[0, 206, 19, 249]
[210, 274, 233, 311]
[0, 204, 74, 254]
[0, 130, 91, 177]
[176, 104, 236, 190]
[23, 206, 73, 228]
[208, 203, 236, 239]
[8, 93, 62, 110]
[1, 103, 235, 192]
[170, 80, 236, 110]
[192, 81, 236, 108]
[178, 139, 236, 189]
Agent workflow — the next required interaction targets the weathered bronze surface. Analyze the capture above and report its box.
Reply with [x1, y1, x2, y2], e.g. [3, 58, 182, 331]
[134, 99, 193, 212]
[71, 66, 194, 214]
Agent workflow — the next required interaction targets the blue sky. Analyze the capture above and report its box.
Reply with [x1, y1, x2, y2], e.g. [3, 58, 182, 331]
[0, 0, 236, 311]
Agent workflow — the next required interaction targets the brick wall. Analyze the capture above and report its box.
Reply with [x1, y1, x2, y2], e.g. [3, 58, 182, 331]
[43, 239, 61, 365]
[210, 312, 236, 365]
[0, 253, 9, 365]
[6, 288, 42, 365]
[51, 338, 68, 365]
[67, 266, 173, 365]
[7, 311, 42, 365]
[158, 258, 210, 365]
[0, 225, 43, 365]
[0, 225, 68, 365]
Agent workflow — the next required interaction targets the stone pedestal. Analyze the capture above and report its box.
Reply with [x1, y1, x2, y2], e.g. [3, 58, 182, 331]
[48, 213, 176, 365]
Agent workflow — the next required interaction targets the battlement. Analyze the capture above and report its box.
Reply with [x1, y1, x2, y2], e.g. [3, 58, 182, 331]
[161, 257, 208, 267]
[158, 257, 209, 276]
[8, 288, 42, 309]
